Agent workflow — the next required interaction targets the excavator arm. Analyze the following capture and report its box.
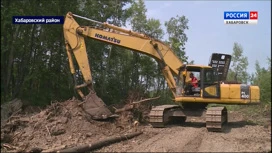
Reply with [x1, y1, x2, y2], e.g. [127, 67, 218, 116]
[63, 12, 187, 120]
[63, 12, 184, 98]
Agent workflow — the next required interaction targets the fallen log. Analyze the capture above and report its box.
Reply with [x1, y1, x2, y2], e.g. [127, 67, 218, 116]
[57, 131, 143, 152]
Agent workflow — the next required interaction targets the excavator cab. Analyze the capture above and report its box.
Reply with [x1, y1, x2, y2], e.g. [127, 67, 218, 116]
[200, 67, 220, 98]
[177, 65, 220, 98]
[176, 53, 231, 98]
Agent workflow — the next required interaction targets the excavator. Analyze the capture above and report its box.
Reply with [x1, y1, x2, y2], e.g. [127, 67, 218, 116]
[63, 12, 260, 132]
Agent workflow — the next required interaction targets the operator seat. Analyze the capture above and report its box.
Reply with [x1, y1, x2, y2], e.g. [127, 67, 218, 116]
[192, 87, 201, 93]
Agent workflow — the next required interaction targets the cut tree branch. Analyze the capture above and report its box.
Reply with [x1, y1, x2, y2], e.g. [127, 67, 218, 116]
[131, 96, 160, 104]
[115, 105, 134, 113]
[115, 96, 160, 113]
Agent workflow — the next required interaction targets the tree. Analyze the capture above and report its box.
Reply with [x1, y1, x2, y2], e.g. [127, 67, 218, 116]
[0, 0, 133, 106]
[165, 15, 189, 62]
[79, 0, 133, 105]
[250, 58, 271, 103]
[145, 18, 164, 39]
[128, 0, 147, 33]
[227, 42, 249, 84]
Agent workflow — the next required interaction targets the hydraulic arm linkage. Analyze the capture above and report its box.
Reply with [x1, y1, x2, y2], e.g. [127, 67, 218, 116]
[64, 13, 114, 120]
[64, 12, 182, 97]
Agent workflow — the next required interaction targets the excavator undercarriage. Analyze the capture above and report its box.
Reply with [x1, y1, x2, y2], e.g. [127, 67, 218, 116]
[149, 105, 228, 132]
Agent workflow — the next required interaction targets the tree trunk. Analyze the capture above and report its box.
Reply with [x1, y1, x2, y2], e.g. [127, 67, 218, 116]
[57, 131, 143, 153]
[5, 25, 20, 99]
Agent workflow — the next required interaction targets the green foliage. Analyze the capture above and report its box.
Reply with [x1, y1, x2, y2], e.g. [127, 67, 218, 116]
[227, 42, 249, 84]
[128, 0, 147, 33]
[165, 15, 189, 62]
[124, 0, 175, 104]
[1, 0, 190, 107]
[79, 0, 134, 105]
[250, 58, 271, 103]
[0, 0, 131, 106]
[145, 18, 164, 39]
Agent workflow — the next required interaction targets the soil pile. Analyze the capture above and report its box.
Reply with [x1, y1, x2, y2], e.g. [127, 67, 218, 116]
[1, 98, 140, 152]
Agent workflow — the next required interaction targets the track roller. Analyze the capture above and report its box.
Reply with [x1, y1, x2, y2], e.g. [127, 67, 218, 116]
[206, 106, 228, 132]
[149, 105, 186, 128]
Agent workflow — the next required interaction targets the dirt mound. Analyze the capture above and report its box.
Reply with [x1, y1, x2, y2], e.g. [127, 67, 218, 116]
[1, 98, 139, 152]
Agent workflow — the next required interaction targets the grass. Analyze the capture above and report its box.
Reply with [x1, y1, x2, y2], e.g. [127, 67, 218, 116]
[208, 102, 271, 125]
[208, 102, 271, 126]
[238, 102, 271, 125]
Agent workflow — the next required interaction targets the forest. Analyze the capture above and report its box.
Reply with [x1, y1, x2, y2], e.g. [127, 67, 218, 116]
[1, 0, 271, 107]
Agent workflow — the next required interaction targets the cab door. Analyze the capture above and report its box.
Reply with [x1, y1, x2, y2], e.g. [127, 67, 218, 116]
[201, 68, 220, 98]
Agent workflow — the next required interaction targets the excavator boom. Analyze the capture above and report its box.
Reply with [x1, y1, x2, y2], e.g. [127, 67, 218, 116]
[63, 12, 184, 119]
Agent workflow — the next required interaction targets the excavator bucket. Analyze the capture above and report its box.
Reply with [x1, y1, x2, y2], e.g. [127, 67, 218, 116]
[81, 90, 113, 120]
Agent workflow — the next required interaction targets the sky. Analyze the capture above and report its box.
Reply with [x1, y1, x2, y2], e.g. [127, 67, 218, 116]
[128, 0, 271, 74]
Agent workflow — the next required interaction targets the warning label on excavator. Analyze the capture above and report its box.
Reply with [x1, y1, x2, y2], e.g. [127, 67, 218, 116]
[240, 84, 250, 99]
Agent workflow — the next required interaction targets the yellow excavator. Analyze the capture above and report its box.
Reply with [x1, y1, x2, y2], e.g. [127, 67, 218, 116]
[63, 12, 260, 131]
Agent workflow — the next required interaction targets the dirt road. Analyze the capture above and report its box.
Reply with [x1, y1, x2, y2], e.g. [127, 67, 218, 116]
[1, 99, 270, 152]
[97, 112, 271, 152]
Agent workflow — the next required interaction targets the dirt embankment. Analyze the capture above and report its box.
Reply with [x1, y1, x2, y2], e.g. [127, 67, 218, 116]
[1, 98, 141, 152]
[1, 98, 271, 153]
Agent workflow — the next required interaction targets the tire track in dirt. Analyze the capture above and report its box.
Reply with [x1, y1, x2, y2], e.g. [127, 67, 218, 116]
[95, 111, 271, 152]
[129, 126, 206, 152]
[179, 128, 206, 152]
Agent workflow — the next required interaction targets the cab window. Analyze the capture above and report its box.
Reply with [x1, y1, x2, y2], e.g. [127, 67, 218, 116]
[204, 70, 218, 83]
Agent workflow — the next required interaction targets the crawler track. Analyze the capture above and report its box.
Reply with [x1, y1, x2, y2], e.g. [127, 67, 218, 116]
[149, 105, 228, 132]
[206, 106, 228, 132]
[149, 105, 183, 128]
